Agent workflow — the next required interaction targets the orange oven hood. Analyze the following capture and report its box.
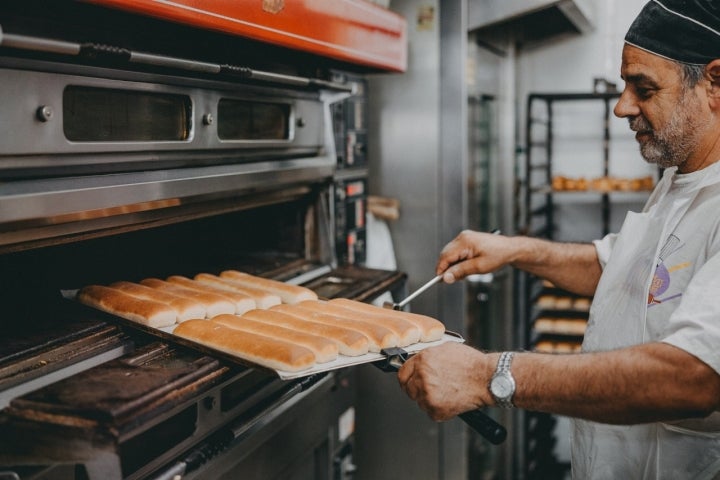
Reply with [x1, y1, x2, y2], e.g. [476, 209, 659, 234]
[81, 0, 407, 72]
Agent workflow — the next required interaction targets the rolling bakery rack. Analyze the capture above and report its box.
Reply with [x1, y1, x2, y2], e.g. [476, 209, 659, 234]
[518, 90, 655, 479]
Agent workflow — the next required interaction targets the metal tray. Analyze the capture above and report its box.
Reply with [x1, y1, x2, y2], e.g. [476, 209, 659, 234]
[63, 290, 464, 380]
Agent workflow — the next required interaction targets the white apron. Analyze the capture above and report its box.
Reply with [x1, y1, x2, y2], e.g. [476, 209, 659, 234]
[571, 169, 720, 479]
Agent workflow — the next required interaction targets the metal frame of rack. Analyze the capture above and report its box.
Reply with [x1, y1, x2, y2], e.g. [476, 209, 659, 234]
[524, 92, 620, 239]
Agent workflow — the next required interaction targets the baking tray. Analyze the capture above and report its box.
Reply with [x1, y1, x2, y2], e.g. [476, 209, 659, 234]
[62, 290, 464, 380]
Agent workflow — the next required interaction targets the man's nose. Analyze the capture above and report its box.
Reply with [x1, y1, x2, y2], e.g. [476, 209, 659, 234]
[614, 89, 640, 118]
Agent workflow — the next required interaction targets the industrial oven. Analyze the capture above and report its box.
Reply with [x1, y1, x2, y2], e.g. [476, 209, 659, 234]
[0, 1, 406, 478]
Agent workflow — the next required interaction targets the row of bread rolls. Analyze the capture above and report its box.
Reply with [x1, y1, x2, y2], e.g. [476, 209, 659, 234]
[174, 299, 445, 372]
[77, 270, 317, 328]
[551, 175, 654, 192]
[533, 317, 588, 336]
[536, 294, 591, 312]
[534, 340, 582, 354]
[78, 272, 446, 372]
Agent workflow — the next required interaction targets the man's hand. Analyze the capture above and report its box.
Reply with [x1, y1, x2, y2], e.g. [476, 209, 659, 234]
[437, 230, 601, 296]
[397, 343, 495, 421]
[436, 230, 514, 284]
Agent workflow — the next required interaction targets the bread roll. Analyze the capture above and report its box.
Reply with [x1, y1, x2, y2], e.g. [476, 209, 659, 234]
[554, 319, 587, 336]
[328, 298, 445, 342]
[533, 317, 557, 333]
[297, 300, 421, 346]
[536, 295, 556, 309]
[110, 281, 206, 322]
[220, 270, 318, 304]
[140, 278, 235, 318]
[166, 275, 256, 315]
[174, 319, 316, 372]
[573, 297, 591, 311]
[212, 314, 337, 363]
[272, 304, 397, 352]
[194, 273, 282, 309]
[242, 308, 369, 356]
[554, 296, 573, 310]
[78, 284, 177, 328]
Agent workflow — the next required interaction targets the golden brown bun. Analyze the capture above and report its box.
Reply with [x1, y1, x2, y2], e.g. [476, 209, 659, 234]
[328, 298, 445, 342]
[297, 300, 420, 346]
[110, 281, 206, 322]
[78, 284, 177, 328]
[271, 304, 397, 352]
[241, 308, 369, 356]
[554, 319, 587, 336]
[533, 317, 557, 333]
[534, 340, 555, 353]
[194, 273, 282, 309]
[174, 319, 316, 372]
[166, 275, 256, 315]
[220, 270, 318, 304]
[536, 295, 557, 309]
[140, 278, 235, 318]
[212, 314, 338, 363]
[296, 300, 419, 346]
[573, 297, 591, 311]
[554, 296, 573, 310]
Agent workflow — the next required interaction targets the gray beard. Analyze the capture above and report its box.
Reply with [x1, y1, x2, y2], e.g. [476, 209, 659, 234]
[631, 91, 705, 169]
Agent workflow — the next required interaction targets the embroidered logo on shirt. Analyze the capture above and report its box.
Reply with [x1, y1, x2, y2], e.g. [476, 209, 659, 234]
[648, 234, 689, 306]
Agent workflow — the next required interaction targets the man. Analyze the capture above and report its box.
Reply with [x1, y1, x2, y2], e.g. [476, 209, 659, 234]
[397, 0, 720, 477]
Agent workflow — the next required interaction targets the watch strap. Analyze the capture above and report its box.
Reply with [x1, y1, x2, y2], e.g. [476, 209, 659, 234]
[492, 351, 516, 408]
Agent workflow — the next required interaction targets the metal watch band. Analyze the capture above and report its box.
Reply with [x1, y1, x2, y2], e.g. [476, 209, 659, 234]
[493, 351, 516, 408]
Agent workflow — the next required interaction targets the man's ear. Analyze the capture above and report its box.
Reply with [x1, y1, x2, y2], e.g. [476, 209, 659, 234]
[705, 59, 720, 107]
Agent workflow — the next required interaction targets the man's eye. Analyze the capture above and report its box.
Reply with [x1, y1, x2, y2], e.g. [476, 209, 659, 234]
[636, 87, 652, 99]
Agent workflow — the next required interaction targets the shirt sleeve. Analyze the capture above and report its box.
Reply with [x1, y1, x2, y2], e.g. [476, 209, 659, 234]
[662, 250, 720, 374]
[593, 233, 618, 270]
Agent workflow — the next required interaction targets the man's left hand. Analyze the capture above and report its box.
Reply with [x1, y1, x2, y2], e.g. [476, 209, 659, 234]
[397, 342, 495, 421]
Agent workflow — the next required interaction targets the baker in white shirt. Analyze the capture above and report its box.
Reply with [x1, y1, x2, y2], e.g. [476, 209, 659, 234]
[397, 1, 720, 478]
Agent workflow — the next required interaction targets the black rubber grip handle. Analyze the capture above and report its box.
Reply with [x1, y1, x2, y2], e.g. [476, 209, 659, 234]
[376, 348, 506, 445]
[459, 409, 507, 444]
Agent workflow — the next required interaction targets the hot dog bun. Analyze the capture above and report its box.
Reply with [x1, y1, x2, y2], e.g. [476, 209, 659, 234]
[212, 313, 338, 363]
[78, 284, 177, 328]
[140, 278, 235, 318]
[241, 308, 369, 356]
[272, 304, 397, 352]
[110, 281, 206, 322]
[220, 270, 318, 304]
[174, 319, 316, 372]
[328, 298, 445, 342]
[194, 273, 282, 309]
[297, 300, 421, 347]
[166, 275, 256, 315]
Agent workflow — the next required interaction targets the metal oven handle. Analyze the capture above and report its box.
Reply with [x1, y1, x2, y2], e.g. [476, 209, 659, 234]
[0, 26, 355, 94]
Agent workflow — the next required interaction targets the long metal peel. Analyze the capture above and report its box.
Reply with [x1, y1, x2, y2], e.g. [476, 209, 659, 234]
[383, 274, 443, 310]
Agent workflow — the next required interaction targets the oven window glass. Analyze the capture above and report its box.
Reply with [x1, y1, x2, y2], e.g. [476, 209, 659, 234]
[63, 86, 191, 141]
[217, 99, 290, 140]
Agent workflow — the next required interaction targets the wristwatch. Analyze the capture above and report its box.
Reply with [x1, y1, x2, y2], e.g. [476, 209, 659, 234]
[489, 351, 516, 408]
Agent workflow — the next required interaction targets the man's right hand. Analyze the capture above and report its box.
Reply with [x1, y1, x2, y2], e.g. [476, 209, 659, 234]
[436, 230, 515, 284]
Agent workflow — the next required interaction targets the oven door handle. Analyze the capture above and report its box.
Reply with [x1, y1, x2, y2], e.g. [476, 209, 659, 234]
[148, 372, 328, 480]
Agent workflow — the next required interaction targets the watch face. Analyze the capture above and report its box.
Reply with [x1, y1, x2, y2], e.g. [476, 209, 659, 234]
[491, 374, 514, 398]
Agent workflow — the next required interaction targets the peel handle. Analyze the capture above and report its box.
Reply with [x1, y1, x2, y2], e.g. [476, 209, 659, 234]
[459, 410, 507, 445]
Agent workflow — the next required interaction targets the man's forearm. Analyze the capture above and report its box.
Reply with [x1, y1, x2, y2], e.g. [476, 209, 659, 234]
[511, 343, 720, 424]
[509, 236, 601, 296]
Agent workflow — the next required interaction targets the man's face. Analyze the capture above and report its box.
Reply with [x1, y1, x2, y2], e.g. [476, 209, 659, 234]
[614, 45, 710, 170]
